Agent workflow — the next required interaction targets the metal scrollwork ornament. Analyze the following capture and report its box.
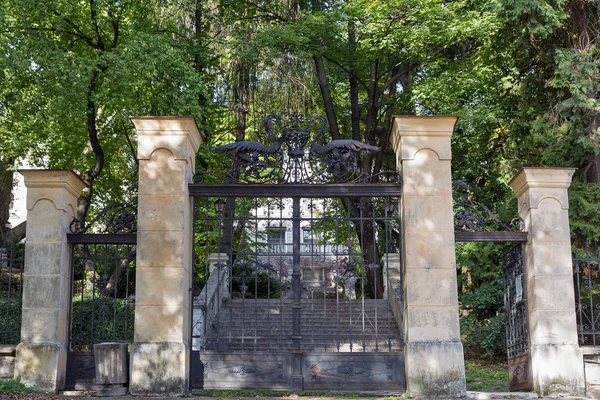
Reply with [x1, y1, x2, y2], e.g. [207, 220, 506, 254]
[69, 185, 138, 234]
[452, 180, 519, 232]
[212, 113, 388, 184]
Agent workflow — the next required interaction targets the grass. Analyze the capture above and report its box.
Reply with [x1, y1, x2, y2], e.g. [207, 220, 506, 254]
[465, 358, 509, 392]
[0, 378, 39, 394]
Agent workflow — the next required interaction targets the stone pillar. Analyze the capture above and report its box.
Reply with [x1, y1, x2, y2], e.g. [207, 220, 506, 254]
[390, 116, 465, 397]
[129, 117, 202, 396]
[384, 253, 403, 342]
[509, 168, 585, 397]
[14, 170, 86, 391]
[383, 252, 401, 300]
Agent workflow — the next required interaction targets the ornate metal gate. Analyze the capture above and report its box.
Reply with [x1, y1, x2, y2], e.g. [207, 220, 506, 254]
[502, 244, 533, 392]
[189, 114, 404, 391]
[65, 201, 137, 390]
[453, 181, 532, 392]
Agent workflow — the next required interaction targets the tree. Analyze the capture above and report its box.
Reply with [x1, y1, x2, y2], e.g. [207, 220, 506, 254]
[249, 0, 496, 297]
[0, 0, 207, 224]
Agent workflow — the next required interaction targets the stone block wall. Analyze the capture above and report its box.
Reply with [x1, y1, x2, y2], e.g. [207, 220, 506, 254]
[0, 345, 16, 379]
[584, 349, 600, 398]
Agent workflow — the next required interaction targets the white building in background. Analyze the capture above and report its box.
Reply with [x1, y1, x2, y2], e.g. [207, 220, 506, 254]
[8, 164, 27, 229]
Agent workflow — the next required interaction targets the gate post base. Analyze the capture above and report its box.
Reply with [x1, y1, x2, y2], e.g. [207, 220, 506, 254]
[404, 341, 466, 398]
[14, 342, 67, 392]
[291, 351, 303, 392]
[129, 342, 189, 396]
[291, 375, 303, 392]
[531, 344, 585, 397]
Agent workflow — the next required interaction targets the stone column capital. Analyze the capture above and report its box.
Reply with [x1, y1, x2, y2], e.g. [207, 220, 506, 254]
[389, 115, 458, 161]
[509, 167, 577, 210]
[19, 169, 86, 212]
[131, 116, 203, 162]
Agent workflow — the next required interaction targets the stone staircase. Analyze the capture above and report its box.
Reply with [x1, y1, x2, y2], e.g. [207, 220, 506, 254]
[203, 298, 403, 353]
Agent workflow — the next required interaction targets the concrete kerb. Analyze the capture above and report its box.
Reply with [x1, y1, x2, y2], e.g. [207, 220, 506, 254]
[54, 391, 594, 400]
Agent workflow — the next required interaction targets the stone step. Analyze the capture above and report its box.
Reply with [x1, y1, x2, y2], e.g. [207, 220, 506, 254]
[202, 298, 403, 353]
[213, 321, 398, 332]
[203, 339, 403, 352]
[220, 310, 397, 315]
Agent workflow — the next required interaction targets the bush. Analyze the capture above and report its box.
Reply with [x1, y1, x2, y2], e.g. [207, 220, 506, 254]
[70, 295, 134, 350]
[460, 281, 507, 359]
[0, 296, 21, 344]
[0, 377, 38, 394]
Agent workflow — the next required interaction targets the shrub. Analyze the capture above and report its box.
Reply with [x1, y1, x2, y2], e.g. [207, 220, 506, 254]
[460, 281, 507, 359]
[0, 377, 38, 394]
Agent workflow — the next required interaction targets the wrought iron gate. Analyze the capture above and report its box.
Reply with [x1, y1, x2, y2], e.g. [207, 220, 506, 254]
[189, 114, 404, 391]
[502, 244, 533, 392]
[65, 201, 137, 390]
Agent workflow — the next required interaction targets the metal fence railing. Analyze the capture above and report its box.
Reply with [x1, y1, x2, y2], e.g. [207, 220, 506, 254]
[0, 240, 24, 344]
[574, 242, 600, 346]
[67, 238, 136, 351]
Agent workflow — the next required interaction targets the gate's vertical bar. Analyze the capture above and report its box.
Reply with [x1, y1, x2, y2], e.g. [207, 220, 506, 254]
[573, 246, 583, 346]
[291, 197, 303, 391]
[587, 244, 595, 346]
[334, 199, 340, 352]
[360, 200, 366, 352]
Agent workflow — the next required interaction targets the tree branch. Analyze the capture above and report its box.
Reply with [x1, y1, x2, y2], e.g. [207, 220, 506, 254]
[89, 0, 105, 50]
[381, 43, 456, 91]
[313, 55, 341, 140]
[323, 55, 368, 90]
[49, 9, 99, 49]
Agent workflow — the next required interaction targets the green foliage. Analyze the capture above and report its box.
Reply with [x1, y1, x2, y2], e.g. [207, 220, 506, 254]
[0, 0, 208, 215]
[0, 377, 39, 394]
[457, 243, 508, 359]
[460, 279, 506, 359]
[465, 360, 509, 392]
[70, 295, 134, 350]
[0, 295, 21, 345]
[231, 269, 281, 299]
[570, 181, 600, 245]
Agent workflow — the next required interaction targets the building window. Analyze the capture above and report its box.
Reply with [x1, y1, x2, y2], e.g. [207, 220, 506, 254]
[267, 227, 286, 244]
[302, 227, 314, 243]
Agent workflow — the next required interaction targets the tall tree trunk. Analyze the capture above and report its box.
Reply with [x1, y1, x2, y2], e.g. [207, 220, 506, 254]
[194, 0, 209, 140]
[314, 53, 384, 297]
[219, 60, 251, 256]
[568, 0, 600, 183]
[313, 55, 341, 140]
[348, 19, 360, 141]
[0, 158, 15, 245]
[80, 63, 107, 294]
[77, 66, 105, 223]
[587, 155, 600, 183]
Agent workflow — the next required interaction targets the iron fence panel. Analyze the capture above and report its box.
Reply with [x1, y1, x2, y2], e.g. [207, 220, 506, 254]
[574, 242, 600, 346]
[0, 240, 24, 344]
[68, 240, 136, 352]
